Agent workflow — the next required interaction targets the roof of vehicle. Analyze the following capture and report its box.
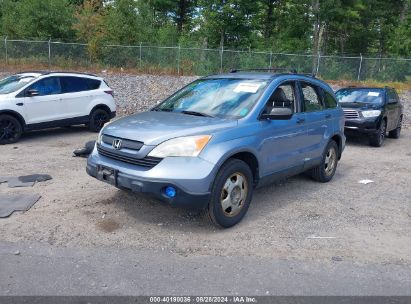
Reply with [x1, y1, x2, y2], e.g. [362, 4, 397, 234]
[16, 71, 100, 79]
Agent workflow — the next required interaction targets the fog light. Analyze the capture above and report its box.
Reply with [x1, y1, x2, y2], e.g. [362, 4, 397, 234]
[164, 186, 176, 198]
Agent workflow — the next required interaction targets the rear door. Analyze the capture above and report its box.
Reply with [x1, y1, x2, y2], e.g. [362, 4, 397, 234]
[298, 81, 333, 165]
[259, 81, 308, 175]
[19, 77, 63, 124]
[59, 76, 101, 118]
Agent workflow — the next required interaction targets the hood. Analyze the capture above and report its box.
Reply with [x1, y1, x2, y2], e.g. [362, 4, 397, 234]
[340, 102, 381, 110]
[103, 111, 237, 145]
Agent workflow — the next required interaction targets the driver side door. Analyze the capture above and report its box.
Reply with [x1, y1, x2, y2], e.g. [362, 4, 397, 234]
[18, 77, 63, 125]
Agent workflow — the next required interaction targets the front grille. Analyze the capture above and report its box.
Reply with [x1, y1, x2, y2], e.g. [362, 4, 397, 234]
[343, 109, 360, 119]
[97, 145, 162, 168]
[102, 134, 144, 151]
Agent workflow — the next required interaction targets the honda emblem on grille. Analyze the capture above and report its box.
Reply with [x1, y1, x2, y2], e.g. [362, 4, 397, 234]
[112, 139, 122, 150]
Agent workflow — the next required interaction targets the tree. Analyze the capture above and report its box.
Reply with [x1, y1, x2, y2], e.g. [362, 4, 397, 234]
[1, 0, 75, 39]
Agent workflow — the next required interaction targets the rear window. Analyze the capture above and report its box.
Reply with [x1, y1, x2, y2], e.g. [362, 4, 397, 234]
[60, 77, 101, 93]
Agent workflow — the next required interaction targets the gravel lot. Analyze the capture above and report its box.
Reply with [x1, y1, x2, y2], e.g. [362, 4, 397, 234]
[0, 125, 410, 266]
[0, 73, 410, 268]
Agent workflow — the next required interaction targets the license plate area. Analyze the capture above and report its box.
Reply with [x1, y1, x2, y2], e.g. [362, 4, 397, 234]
[97, 165, 118, 186]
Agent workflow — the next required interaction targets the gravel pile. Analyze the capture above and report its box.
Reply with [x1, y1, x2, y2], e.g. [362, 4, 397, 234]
[102, 73, 199, 116]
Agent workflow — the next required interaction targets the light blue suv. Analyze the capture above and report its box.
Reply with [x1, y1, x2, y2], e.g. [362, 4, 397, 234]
[87, 71, 345, 227]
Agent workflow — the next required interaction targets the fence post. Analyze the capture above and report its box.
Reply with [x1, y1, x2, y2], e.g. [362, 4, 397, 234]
[357, 54, 363, 81]
[5, 36, 8, 65]
[269, 51, 273, 68]
[139, 42, 142, 69]
[177, 45, 181, 75]
[220, 46, 224, 73]
[316, 51, 321, 76]
[48, 38, 51, 70]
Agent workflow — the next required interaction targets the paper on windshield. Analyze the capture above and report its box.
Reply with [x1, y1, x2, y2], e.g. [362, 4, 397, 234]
[234, 82, 261, 93]
[368, 92, 380, 97]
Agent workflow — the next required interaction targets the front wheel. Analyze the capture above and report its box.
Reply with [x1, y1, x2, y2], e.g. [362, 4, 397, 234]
[207, 159, 253, 228]
[0, 114, 23, 145]
[89, 109, 110, 132]
[369, 119, 387, 147]
[310, 140, 339, 183]
[388, 116, 402, 139]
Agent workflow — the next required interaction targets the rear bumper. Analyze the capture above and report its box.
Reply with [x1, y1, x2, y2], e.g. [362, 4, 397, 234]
[86, 147, 215, 210]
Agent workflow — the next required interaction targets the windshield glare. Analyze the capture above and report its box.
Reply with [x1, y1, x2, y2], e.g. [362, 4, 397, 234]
[336, 89, 383, 104]
[0, 75, 35, 94]
[155, 78, 268, 119]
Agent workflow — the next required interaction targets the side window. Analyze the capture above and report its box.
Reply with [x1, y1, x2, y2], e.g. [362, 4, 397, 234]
[264, 82, 296, 114]
[387, 89, 398, 104]
[301, 82, 323, 112]
[27, 77, 61, 96]
[323, 90, 338, 109]
[60, 77, 100, 93]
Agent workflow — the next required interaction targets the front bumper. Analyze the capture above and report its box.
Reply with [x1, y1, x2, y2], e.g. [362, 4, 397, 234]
[86, 147, 215, 210]
[344, 117, 381, 135]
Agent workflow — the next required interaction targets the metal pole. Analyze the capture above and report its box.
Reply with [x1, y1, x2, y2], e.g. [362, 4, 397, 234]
[269, 51, 273, 68]
[357, 53, 363, 81]
[316, 51, 321, 76]
[177, 45, 181, 75]
[139, 42, 142, 69]
[5, 36, 8, 65]
[48, 38, 51, 70]
[220, 45, 224, 73]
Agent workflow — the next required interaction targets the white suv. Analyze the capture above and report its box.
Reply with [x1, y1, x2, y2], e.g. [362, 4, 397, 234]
[0, 71, 116, 144]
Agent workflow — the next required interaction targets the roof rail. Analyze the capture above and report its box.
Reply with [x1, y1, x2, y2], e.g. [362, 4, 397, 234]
[42, 71, 98, 77]
[230, 67, 298, 74]
[229, 68, 317, 78]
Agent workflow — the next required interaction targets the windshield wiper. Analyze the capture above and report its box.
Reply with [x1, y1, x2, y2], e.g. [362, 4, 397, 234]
[151, 108, 173, 112]
[181, 110, 214, 118]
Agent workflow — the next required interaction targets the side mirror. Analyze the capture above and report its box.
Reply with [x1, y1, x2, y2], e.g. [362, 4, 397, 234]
[261, 107, 293, 120]
[388, 98, 397, 104]
[27, 89, 39, 97]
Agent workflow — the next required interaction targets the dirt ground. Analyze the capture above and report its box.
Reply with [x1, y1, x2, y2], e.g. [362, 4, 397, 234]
[0, 126, 410, 266]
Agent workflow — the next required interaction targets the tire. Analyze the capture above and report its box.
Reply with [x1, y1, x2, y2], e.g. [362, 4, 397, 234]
[207, 159, 254, 228]
[0, 114, 23, 145]
[388, 116, 402, 139]
[89, 108, 110, 132]
[369, 119, 387, 147]
[310, 140, 339, 183]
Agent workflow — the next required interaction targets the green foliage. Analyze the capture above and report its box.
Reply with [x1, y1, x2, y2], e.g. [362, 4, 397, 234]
[0, 0, 75, 39]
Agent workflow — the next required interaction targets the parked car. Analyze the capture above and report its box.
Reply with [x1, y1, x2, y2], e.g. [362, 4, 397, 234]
[87, 71, 345, 228]
[335, 87, 403, 147]
[0, 71, 116, 145]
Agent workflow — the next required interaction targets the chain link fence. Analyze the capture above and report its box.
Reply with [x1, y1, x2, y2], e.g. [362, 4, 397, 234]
[1, 38, 410, 82]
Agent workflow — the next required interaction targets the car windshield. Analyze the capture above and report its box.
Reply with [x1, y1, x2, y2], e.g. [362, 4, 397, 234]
[0, 75, 36, 94]
[336, 89, 383, 105]
[153, 78, 268, 119]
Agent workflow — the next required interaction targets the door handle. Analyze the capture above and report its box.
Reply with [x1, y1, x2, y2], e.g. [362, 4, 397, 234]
[325, 114, 332, 119]
[297, 118, 305, 124]
[16, 103, 24, 106]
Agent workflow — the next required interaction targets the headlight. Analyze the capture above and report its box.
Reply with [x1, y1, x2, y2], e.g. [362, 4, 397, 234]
[97, 129, 103, 145]
[148, 135, 212, 158]
[362, 110, 381, 118]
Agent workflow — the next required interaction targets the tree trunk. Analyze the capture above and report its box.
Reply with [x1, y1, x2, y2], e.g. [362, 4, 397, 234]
[264, 0, 276, 39]
[177, 0, 187, 33]
[312, 0, 320, 74]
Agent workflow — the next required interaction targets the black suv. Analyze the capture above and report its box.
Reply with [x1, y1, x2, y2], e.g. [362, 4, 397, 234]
[335, 87, 403, 147]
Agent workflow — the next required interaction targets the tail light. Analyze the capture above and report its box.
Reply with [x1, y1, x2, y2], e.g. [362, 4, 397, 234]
[104, 90, 114, 97]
